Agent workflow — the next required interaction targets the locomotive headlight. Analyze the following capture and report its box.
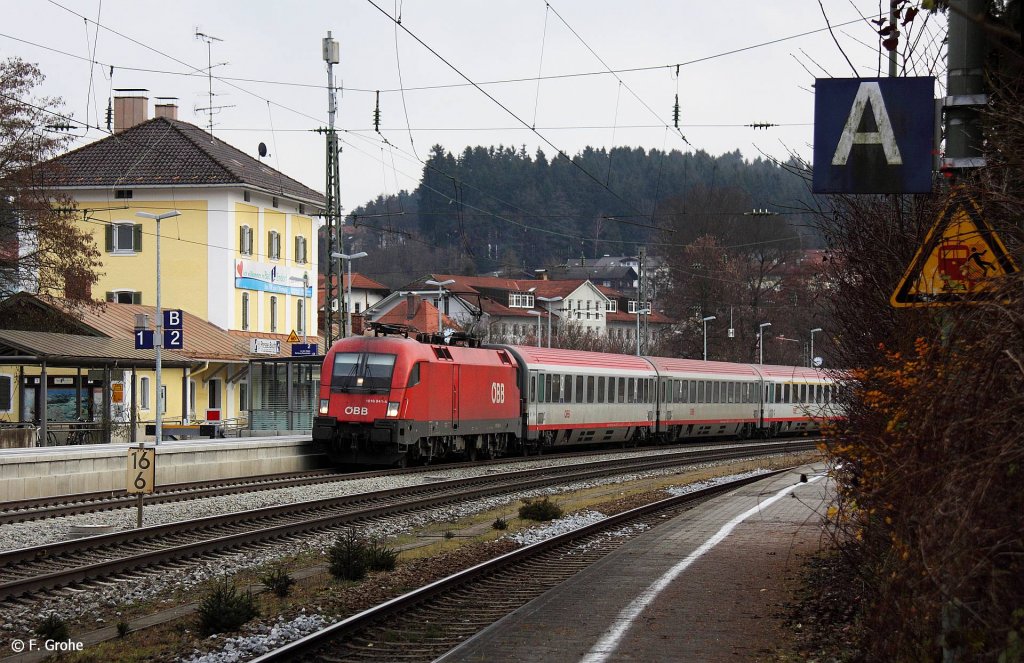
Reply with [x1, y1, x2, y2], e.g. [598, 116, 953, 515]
[386, 401, 400, 417]
[319, 399, 329, 415]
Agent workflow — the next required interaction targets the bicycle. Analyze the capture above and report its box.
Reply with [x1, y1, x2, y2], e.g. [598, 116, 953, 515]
[66, 420, 93, 445]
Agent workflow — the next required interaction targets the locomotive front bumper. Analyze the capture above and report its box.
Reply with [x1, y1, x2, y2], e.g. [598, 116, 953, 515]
[313, 416, 408, 465]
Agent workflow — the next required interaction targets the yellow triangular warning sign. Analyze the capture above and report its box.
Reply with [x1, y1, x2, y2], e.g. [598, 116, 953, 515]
[286, 330, 300, 343]
[891, 192, 1018, 307]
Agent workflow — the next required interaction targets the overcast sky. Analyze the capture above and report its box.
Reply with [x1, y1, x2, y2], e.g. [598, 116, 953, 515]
[3, 1, 947, 209]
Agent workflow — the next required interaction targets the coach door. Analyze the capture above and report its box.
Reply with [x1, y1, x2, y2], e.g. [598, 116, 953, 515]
[527, 369, 539, 439]
[451, 365, 460, 429]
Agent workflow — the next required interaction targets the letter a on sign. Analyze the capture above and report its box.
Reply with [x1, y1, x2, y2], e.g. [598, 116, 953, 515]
[831, 83, 902, 166]
[813, 77, 934, 194]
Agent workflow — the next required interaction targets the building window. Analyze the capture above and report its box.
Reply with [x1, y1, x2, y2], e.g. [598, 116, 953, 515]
[139, 376, 150, 409]
[297, 299, 305, 334]
[106, 290, 141, 304]
[270, 296, 278, 332]
[268, 231, 281, 260]
[508, 292, 535, 308]
[0, 375, 12, 412]
[189, 379, 196, 417]
[106, 223, 142, 253]
[239, 382, 248, 411]
[272, 196, 279, 208]
[243, 191, 251, 202]
[208, 378, 222, 410]
[606, 300, 617, 313]
[294, 236, 308, 264]
[114, 189, 133, 199]
[241, 292, 250, 330]
[354, 302, 361, 314]
[239, 225, 254, 255]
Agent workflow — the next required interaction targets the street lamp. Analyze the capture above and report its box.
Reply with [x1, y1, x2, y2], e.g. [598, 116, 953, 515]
[810, 327, 823, 367]
[425, 279, 455, 336]
[136, 210, 181, 445]
[528, 310, 542, 347]
[537, 296, 563, 348]
[331, 251, 367, 338]
[758, 322, 772, 364]
[701, 315, 716, 361]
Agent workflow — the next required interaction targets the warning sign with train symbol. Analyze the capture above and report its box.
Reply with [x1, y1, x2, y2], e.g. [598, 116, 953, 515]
[891, 192, 1018, 307]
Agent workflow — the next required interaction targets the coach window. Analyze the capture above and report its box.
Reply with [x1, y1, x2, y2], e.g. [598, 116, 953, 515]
[530, 375, 537, 402]
[598, 376, 606, 403]
[711, 381, 719, 404]
[543, 374, 552, 403]
[800, 385, 808, 403]
[696, 381, 704, 404]
[586, 376, 594, 403]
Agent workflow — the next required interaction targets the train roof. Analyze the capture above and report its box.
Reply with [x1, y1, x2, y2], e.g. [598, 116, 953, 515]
[754, 363, 833, 380]
[494, 345, 655, 372]
[644, 355, 762, 377]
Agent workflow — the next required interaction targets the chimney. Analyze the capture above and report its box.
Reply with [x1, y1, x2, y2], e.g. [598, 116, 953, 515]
[154, 98, 178, 121]
[113, 90, 149, 133]
[405, 293, 420, 320]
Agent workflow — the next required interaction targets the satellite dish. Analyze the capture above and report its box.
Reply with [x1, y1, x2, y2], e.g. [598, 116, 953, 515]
[813, 356, 824, 368]
[258, 142, 268, 158]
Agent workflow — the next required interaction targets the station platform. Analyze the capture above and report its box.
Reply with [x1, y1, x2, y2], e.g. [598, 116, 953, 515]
[0, 436, 326, 501]
[441, 463, 830, 663]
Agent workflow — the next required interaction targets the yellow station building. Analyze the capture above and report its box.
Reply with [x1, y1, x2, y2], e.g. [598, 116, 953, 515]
[0, 97, 325, 443]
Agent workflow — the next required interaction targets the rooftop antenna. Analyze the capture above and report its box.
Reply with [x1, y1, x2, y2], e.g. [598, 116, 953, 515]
[194, 29, 233, 137]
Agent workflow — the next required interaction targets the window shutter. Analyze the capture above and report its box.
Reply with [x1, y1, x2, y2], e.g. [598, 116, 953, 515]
[133, 224, 143, 251]
[105, 225, 113, 252]
[267, 231, 273, 258]
[105, 291, 114, 302]
[132, 292, 142, 304]
[295, 236, 301, 263]
[239, 226, 245, 253]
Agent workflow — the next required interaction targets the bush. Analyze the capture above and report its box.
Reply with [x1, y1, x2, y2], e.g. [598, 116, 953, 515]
[196, 577, 259, 635]
[365, 538, 399, 572]
[492, 517, 508, 530]
[35, 613, 69, 641]
[518, 497, 563, 521]
[116, 621, 130, 638]
[260, 564, 296, 598]
[328, 528, 368, 581]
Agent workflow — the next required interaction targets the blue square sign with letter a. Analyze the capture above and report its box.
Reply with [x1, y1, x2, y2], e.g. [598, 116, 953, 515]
[813, 77, 934, 194]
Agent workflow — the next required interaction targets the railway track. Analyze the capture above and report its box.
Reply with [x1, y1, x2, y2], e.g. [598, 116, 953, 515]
[249, 469, 787, 662]
[0, 439, 819, 524]
[0, 440, 813, 603]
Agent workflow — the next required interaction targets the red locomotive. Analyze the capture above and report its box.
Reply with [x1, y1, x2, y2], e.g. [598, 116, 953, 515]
[313, 331, 840, 467]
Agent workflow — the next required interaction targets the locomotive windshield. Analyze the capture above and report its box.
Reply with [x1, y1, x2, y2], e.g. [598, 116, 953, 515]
[331, 352, 397, 393]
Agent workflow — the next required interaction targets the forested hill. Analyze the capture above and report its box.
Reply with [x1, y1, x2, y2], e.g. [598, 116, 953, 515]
[343, 144, 818, 286]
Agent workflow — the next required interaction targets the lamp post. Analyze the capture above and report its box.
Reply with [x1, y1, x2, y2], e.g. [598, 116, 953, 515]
[425, 279, 455, 336]
[809, 327, 823, 367]
[331, 251, 367, 338]
[701, 315, 716, 361]
[537, 296, 563, 348]
[136, 210, 181, 445]
[528, 310, 542, 347]
[758, 322, 772, 364]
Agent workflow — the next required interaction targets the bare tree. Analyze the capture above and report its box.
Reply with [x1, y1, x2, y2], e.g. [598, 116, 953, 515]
[0, 58, 100, 305]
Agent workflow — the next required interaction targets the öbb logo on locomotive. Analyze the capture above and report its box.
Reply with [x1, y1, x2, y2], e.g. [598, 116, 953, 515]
[313, 333, 842, 467]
